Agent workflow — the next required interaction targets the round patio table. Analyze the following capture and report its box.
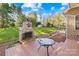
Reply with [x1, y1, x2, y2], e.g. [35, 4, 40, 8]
[36, 38, 55, 56]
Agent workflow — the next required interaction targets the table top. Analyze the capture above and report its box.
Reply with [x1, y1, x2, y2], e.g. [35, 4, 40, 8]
[36, 38, 55, 46]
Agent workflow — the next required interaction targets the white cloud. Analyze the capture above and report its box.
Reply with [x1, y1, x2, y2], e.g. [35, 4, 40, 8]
[51, 7, 55, 10]
[60, 6, 65, 10]
[37, 3, 42, 8]
[32, 8, 38, 11]
[61, 3, 68, 6]
[22, 11, 31, 16]
[43, 13, 47, 16]
[21, 3, 42, 12]
[21, 3, 42, 9]
[21, 3, 36, 9]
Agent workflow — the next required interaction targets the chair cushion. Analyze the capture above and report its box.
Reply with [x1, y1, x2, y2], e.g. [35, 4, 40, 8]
[51, 33, 66, 42]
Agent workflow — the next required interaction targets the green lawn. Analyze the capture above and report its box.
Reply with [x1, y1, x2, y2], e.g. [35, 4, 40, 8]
[0, 27, 57, 44]
[0, 27, 19, 44]
[33, 27, 57, 36]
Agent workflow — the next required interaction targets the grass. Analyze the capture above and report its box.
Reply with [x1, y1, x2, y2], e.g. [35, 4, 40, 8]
[0, 27, 19, 44]
[0, 27, 57, 44]
[33, 27, 57, 36]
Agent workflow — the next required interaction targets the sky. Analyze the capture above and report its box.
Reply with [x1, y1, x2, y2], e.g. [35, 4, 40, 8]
[15, 3, 69, 16]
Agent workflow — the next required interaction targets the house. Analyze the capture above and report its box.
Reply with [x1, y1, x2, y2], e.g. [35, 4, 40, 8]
[65, 3, 79, 40]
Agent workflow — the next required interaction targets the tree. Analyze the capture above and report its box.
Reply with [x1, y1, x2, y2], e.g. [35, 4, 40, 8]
[15, 5, 27, 27]
[52, 13, 65, 29]
[28, 12, 37, 27]
[0, 3, 9, 28]
[15, 14, 27, 27]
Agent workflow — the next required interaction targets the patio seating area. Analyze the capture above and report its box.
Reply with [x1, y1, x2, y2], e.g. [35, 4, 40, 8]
[1, 3, 79, 56]
[5, 32, 79, 56]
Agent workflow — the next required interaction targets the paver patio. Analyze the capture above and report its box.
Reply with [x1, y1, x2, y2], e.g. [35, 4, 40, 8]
[5, 33, 79, 56]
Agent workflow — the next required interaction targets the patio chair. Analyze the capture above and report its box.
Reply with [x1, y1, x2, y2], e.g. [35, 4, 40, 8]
[50, 32, 66, 42]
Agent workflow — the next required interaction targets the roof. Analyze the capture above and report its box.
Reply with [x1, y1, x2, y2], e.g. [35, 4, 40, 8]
[65, 6, 79, 15]
[69, 3, 79, 9]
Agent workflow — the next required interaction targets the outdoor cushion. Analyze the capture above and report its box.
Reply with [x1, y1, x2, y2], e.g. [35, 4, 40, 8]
[51, 33, 66, 42]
